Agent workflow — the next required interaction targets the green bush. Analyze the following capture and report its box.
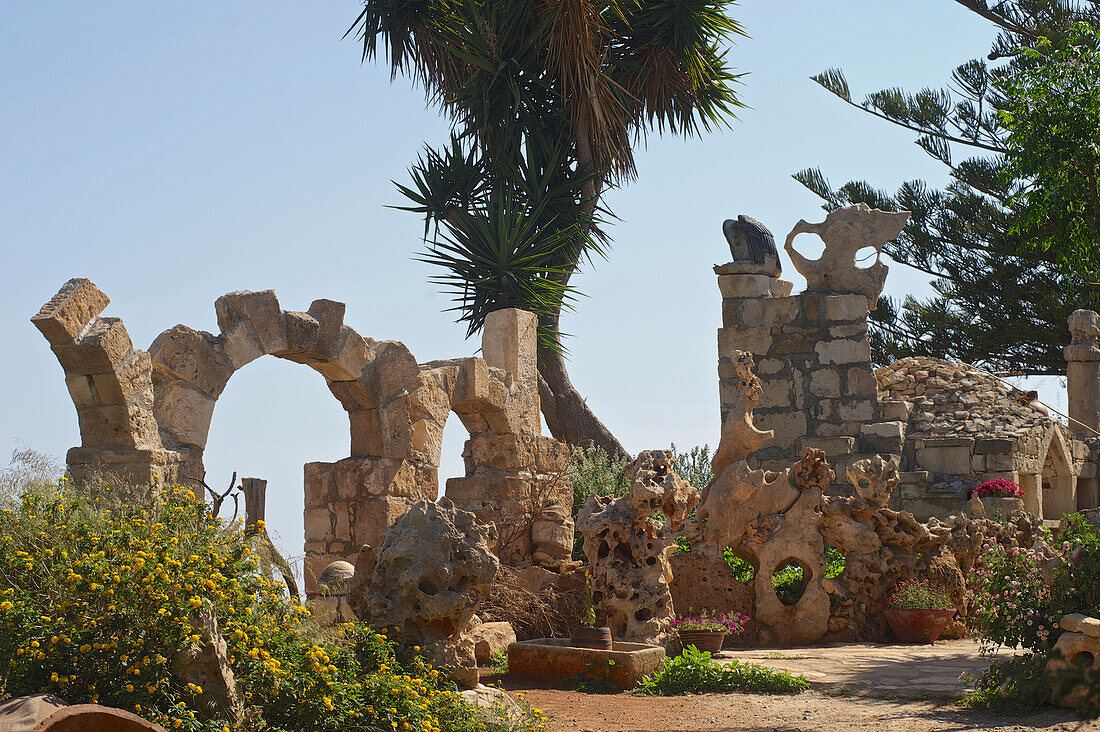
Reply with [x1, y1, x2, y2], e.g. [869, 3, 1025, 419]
[0, 479, 544, 732]
[568, 445, 631, 560]
[635, 645, 810, 696]
[669, 444, 713, 489]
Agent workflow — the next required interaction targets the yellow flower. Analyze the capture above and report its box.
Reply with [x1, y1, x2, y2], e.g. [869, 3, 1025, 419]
[0, 601, 12, 611]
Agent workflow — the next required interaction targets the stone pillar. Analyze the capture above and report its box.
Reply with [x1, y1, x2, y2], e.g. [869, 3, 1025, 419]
[1020, 472, 1043, 518]
[32, 278, 182, 489]
[1066, 310, 1100, 438]
[482, 308, 540, 433]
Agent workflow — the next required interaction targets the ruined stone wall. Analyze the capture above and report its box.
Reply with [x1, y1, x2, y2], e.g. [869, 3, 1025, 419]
[716, 205, 911, 488]
[718, 286, 890, 481]
[34, 280, 573, 596]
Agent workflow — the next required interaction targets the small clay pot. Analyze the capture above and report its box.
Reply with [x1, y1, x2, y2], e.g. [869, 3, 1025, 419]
[677, 629, 726, 653]
[884, 607, 956, 644]
[570, 626, 613, 649]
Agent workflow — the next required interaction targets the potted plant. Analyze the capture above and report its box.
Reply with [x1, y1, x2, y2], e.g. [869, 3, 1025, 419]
[883, 580, 956, 643]
[970, 478, 1025, 518]
[571, 573, 612, 649]
[670, 611, 749, 653]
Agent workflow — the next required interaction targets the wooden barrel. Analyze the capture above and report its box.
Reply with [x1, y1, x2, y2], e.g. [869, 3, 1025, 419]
[570, 626, 613, 649]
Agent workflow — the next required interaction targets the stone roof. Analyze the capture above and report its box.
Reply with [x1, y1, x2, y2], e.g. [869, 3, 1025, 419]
[875, 356, 1058, 441]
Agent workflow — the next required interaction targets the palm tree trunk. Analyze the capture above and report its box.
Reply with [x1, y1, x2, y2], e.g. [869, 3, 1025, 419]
[537, 309, 628, 458]
[533, 104, 629, 458]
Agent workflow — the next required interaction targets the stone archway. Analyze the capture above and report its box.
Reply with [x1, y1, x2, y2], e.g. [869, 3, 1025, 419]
[1040, 425, 1077, 520]
[34, 280, 574, 594]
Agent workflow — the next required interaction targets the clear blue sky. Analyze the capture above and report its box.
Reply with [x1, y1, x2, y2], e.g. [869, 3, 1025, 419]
[1, 2, 1060, 566]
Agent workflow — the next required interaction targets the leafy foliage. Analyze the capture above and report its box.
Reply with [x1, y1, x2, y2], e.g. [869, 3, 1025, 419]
[999, 22, 1100, 286]
[885, 580, 954, 610]
[567, 444, 631, 560]
[349, 0, 748, 355]
[669, 611, 748, 635]
[670, 443, 714, 489]
[0, 479, 541, 732]
[958, 652, 1049, 713]
[635, 644, 809, 696]
[965, 515, 1100, 714]
[797, 1, 1100, 375]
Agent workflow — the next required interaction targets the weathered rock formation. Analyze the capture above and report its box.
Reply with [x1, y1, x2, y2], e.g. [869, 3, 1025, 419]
[578, 450, 698, 643]
[33, 281, 573, 593]
[783, 203, 909, 309]
[681, 351, 1050, 645]
[348, 498, 498, 687]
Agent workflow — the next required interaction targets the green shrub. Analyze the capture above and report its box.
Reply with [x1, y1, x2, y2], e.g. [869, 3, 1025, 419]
[635, 645, 809, 696]
[958, 653, 1048, 714]
[568, 445, 631, 560]
[669, 444, 713, 489]
[0, 479, 543, 732]
[885, 580, 954, 610]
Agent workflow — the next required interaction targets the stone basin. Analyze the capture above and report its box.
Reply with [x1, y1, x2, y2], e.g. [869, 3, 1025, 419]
[507, 638, 665, 689]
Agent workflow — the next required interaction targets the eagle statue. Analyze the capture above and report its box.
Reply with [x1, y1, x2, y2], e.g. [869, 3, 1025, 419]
[722, 215, 781, 275]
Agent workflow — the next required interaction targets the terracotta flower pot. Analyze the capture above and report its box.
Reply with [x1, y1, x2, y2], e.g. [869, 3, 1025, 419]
[677, 629, 726, 653]
[884, 607, 956, 643]
[570, 626, 612, 649]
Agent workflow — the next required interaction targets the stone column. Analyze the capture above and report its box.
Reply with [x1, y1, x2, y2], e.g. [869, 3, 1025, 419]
[1066, 310, 1100, 437]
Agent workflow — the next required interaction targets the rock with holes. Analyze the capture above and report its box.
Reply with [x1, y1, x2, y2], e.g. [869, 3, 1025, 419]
[349, 498, 499, 687]
[578, 450, 698, 643]
[1048, 621, 1100, 707]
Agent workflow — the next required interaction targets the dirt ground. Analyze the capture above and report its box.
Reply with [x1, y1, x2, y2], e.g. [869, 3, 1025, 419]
[500, 681, 1095, 732]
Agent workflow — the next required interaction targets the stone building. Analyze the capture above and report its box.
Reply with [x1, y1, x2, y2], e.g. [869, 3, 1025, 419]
[717, 204, 1100, 522]
[33, 279, 574, 592]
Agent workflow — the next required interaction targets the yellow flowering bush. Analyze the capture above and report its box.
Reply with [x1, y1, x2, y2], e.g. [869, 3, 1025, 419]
[0, 481, 544, 731]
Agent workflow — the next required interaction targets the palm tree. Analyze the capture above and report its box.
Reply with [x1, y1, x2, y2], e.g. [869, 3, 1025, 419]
[349, 0, 747, 456]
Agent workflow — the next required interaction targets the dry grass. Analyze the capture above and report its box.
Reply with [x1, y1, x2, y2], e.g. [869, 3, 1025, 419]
[479, 565, 585, 640]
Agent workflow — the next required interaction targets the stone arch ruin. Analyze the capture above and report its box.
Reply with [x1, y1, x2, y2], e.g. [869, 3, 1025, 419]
[32, 279, 573, 592]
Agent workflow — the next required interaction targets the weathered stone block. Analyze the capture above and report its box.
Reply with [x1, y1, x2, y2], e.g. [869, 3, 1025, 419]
[916, 446, 973, 475]
[880, 400, 912, 421]
[860, 421, 905, 439]
[32, 278, 111, 345]
[809, 369, 841, 397]
[220, 318, 264, 369]
[154, 381, 216, 449]
[214, 290, 287, 354]
[283, 310, 321, 355]
[740, 298, 799, 328]
[149, 325, 234, 398]
[307, 298, 347, 358]
[800, 436, 855, 457]
[838, 401, 874, 422]
[824, 294, 869, 322]
[815, 338, 871, 365]
[718, 328, 773, 357]
[483, 308, 538, 389]
[975, 438, 1015, 454]
[756, 411, 806, 449]
[717, 275, 793, 299]
[51, 318, 134, 375]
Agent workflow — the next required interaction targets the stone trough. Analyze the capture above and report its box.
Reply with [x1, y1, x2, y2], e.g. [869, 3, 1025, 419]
[507, 639, 665, 689]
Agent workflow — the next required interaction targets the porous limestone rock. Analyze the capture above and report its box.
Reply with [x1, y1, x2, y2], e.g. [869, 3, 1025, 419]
[349, 498, 499, 687]
[578, 450, 698, 643]
[172, 607, 244, 724]
[783, 203, 910, 308]
[470, 621, 517, 664]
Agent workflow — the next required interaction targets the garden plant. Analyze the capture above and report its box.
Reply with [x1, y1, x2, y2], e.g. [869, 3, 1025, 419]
[0, 477, 544, 731]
